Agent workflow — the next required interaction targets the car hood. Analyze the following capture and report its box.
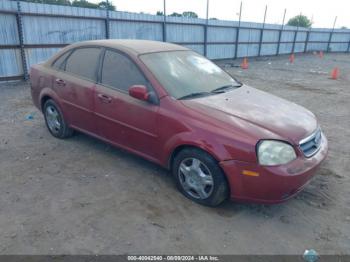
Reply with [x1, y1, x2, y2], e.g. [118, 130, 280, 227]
[181, 85, 318, 144]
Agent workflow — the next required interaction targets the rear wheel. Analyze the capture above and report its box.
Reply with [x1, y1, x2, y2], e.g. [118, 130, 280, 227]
[172, 148, 229, 206]
[43, 99, 74, 139]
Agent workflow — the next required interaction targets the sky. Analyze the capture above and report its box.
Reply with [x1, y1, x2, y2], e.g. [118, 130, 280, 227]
[90, 0, 350, 28]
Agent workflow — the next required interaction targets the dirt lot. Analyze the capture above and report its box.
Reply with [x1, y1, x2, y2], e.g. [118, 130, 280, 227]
[0, 53, 349, 255]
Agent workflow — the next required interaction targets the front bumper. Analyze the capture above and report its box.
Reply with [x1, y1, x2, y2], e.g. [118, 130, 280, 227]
[220, 134, 328, 204]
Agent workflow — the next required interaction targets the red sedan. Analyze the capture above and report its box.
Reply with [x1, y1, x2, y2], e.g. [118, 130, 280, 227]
[30, 40, 328, 206]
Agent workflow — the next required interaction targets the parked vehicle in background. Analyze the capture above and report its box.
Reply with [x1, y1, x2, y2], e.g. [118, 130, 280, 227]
[30, 40, 328, 206]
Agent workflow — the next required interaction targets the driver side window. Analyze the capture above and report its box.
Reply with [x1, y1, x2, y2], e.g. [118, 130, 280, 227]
[101, 50, 148, 92]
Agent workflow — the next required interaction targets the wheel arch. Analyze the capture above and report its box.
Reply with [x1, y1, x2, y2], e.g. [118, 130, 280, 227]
[168, 144, 221, 170]
[40, 95, 52, 112]
[39, 88, 62, 112]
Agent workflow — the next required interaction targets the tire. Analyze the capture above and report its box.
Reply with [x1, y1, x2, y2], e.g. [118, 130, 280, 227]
[43, 99, 74, 139]
[172, 148, 229, 206]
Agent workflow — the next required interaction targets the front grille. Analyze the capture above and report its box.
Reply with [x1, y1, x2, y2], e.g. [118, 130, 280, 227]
[299, 128, 322, 157]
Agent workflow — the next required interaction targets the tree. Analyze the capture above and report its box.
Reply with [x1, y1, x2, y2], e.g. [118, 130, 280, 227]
[182, 11, 198, 18]
[287, 15, 312, 28]
[98, 1, 116, 11]
[22, 0, 116, 10]
[341, 26, 347, 29]
[156, 11, 164, 16]
[169, 12, 182, 17]
[22, 0, 71, 5]
[71, 0, 98, 8]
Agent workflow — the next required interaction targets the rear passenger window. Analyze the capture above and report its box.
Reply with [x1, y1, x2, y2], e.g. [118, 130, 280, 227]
[52, 51, 71, 70]
[65, 48, 101, 81]
[101, 50, 148, 92]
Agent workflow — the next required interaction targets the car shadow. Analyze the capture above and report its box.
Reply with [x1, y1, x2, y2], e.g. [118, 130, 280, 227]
[62, 131, 333, 215]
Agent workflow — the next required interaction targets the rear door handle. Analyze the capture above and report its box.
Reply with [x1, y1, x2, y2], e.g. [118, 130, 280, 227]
[55, 78, 66, 86]
[97, 93, 112, 103]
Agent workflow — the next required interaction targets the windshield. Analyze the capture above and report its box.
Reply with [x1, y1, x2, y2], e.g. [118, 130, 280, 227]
[140, 51, 241, 99]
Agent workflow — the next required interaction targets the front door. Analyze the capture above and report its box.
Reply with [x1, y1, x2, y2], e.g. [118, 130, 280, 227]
[94, 49, 160, 161]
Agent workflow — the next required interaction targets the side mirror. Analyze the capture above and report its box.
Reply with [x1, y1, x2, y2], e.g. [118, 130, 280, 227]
[128, 85, 159, 104]
[129, 85, 149, 101]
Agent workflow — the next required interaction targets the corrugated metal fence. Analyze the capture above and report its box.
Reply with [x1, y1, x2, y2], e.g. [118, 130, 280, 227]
[1, 0, 350, 81]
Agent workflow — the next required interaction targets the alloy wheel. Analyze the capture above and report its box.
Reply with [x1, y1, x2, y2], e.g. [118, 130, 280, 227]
[178, 158, 214, 199]
[45, 105, 61, 134]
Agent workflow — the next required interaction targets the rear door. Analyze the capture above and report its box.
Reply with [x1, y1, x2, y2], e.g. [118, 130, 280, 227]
[94, 49, 160, 160]
[53, 47, 101, 133]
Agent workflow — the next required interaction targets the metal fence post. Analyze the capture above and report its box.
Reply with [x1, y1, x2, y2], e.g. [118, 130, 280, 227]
[291, 13, 301, 54]
[304, 29, 310, 53]
[276, 9, 286, 56]
[162, 0, 167, 42]
[291, 29, 297, 54]
[258, 5, 267, 57]
[204, 0, 209, 57]
[105, 0, 110, 39]
[16, 0, 28, 80]
[347, 34, 350, 52]
[327, 16, 337, 52]
[234, 1, 242, 59]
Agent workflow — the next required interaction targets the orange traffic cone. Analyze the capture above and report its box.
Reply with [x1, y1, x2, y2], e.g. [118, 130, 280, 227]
[289, 53, 295, 63]
[319, 51, 324, 58]
[331, 67, 339, 80]
[241, 57, 248, 69]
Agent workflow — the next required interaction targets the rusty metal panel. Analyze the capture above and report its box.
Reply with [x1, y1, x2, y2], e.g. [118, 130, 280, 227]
[181, 44, 204, 55]
[237, 44, 259, 57]
[22, 16, 106, 44]
[19, 1, 105, 17]
[262, 30, 279, 43]
[207, 44, 235, 59]
[166, 24, 204, 43]
[260, 43, 277, 56]
[309, 31, 331, 42]
[0, 0, 17, 11]
[207, 27, 236, 42]
[109, 10, 163, 22]
[0, 13, 19, 45]
[329, 43, 348, 51]
[279, 43, 294, 54]
[109, 20, 162, 41]
[25, 47, 61, 71]
[0, 49, 22, 77]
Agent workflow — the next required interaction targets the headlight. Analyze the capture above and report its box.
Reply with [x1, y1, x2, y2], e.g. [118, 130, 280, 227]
[257, 140, 296, 166]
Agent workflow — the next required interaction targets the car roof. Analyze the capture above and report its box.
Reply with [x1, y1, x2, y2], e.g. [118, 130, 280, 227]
[69, 39, 189, 55]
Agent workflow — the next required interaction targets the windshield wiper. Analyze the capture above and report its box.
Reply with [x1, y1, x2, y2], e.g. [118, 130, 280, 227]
[178, 83, 243, 100]
[178, 92, 212, 100]
[211, 83, 242, 93]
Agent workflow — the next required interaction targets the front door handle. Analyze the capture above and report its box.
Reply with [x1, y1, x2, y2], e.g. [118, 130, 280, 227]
[97, 93, 112, 103]
[55, 78, 66, 86]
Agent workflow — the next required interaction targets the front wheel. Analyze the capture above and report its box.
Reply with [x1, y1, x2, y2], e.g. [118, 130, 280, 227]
[172, 148, 229, 206]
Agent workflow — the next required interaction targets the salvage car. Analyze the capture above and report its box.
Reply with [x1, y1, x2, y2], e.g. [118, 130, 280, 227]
[30, 40, 328, 206]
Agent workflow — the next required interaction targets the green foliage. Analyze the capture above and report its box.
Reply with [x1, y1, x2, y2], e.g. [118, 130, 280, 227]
[20, 0, 116, 10]
[22, 0, 70, 5]
[169, 11, 198, 18]
[156, 11, 164, 16]
[98, 1, 115, 11]
[287, 15, 312, 28]
[182, 11, 198, 18]
[169, 12, 182, 17]
[71, 0, 97, 9]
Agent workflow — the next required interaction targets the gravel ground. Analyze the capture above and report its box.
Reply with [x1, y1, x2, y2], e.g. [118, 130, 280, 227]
[0, 52, 349, 255]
